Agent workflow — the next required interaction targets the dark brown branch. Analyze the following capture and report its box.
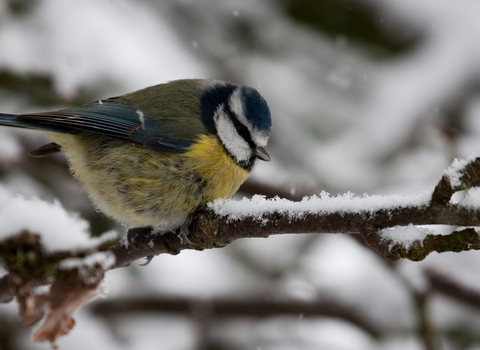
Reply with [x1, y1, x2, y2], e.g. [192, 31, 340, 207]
[90, 295, 380, 338]
[431, 157, 480, 205]
[361, 226, 480, 261]
[414, 291, 439, 350]
[426, 269, 480, 310]
[4, 159, 480, 278]
[111, 203, 480, 268]
[110, 157, 480, 266]
[2, 156, 480, 346]
[0, 274, 14, 303]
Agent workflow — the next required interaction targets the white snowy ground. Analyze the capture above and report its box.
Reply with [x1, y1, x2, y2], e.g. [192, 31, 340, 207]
[2, 0, 480, 349]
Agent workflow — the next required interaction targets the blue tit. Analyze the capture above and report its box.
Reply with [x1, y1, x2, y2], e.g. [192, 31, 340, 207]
[0, 79, 272, 232]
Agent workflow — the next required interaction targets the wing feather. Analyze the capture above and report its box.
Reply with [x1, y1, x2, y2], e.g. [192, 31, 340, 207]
[17, 100, 194, 153]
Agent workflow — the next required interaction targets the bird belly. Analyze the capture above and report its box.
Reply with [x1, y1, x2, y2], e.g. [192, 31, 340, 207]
[48, 132, 249, 231]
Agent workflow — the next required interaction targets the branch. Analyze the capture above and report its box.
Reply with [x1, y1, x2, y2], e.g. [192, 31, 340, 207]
[111, 202, 480, 268]
[431, 156, 480, 205]
[2, 156, 480, 346]
[107, 157, 480, 266]
[0, 274, 14, 304]
[425, 268, 480, 310]
[90, 295, 381, 338]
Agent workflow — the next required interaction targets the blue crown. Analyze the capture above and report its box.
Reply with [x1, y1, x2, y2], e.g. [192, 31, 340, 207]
[241, 86, 272, 135]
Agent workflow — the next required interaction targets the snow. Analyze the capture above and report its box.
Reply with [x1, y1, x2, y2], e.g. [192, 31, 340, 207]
[1, 0, 480, 348]
[379, 224, 435, 246]
[147, 239, 154, 248]
[460, 187, 480, 207]
[209, 192, 431, 221]
[0, 0, 207, 98]
[443, 155, 479, 188]
[0, 186, 117, 252]
[379, 224, 474, 251]
[59, 251, 116, 273]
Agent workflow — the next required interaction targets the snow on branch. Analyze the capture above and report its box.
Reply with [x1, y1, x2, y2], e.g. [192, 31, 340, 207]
[2, 156, 480, 346]
[432, 155, 480, 205]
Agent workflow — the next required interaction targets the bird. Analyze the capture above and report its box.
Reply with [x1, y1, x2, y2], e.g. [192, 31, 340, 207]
[0, 79, 272, 235]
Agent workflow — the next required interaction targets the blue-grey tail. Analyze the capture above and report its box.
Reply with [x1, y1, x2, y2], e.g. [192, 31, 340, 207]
[0, 113, 41, 130]
[0, 113, 22, 127]
[0, 113, 70, 134]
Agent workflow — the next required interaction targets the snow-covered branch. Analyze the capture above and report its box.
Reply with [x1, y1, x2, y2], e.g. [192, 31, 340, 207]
[2, 156, 480, 346]
[115, 155, 480, 265]
[113, 193, 480, 267]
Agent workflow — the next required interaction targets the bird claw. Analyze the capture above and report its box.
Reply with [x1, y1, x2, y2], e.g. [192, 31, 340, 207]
[177, 221, 193, 245]
[138, 255, 155, 266]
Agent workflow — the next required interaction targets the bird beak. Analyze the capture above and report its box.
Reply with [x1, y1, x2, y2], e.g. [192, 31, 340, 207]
[255, 147, 271, 162]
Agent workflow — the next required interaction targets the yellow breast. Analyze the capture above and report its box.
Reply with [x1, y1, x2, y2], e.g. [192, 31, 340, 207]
[182, 134, 250, 200]
[48, 132, 250, 231]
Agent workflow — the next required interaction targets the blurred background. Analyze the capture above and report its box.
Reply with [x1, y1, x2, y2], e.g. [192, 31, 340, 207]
[1, 0, 480, 349]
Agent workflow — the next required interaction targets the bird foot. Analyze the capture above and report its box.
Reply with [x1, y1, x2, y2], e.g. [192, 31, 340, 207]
[177, 221, 193, 245]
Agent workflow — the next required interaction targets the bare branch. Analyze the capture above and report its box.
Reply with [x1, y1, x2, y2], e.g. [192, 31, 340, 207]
[90, 295, 381, 338]
[414, 291, 439, 350]
[426, 268, 480, 310]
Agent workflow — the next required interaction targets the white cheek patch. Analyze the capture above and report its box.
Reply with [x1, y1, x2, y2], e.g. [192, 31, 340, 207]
[214, 108, 252, 162]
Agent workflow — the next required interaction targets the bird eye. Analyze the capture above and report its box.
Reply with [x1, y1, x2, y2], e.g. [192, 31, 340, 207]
[237, 124, 249, 138]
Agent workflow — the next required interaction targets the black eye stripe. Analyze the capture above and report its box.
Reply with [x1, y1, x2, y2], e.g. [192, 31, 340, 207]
[224, 104, 255, 147]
